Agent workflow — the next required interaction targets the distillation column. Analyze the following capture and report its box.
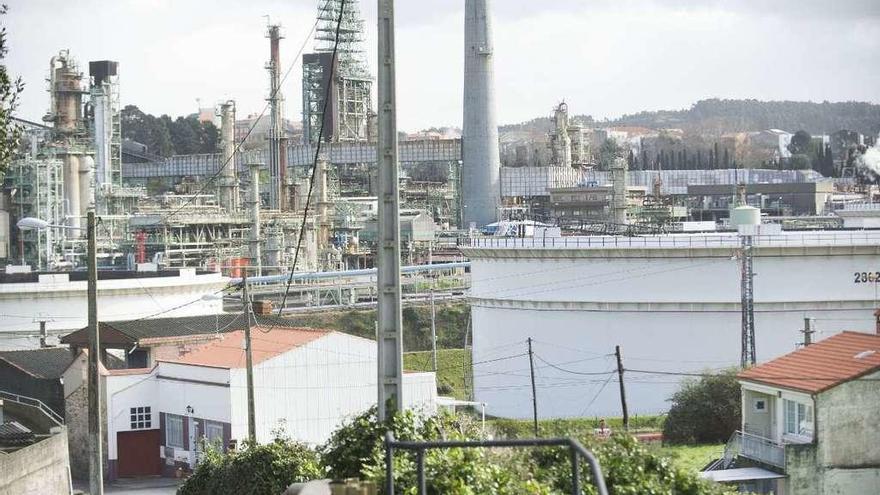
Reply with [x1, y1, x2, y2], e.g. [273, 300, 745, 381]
[49, 52, 86, 233]
[218, 101, 238, 211]
[266, 24, 285, 210]
[610, 156, 628, 226]
[461, 0, 501, 228]
[247, 161, 262, 276]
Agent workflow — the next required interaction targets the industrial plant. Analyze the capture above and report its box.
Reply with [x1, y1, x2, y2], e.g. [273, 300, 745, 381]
[2, 1, 880, 493]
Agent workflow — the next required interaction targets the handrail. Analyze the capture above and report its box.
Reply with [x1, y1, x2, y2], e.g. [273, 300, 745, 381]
[462, 230, 880, 250]
[0, 389, 64, 426]
[384, 432, 609, 495]
[735, 430, 785, 469]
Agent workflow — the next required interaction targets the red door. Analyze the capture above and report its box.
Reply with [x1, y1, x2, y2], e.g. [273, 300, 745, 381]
[117, 430, 162, 477]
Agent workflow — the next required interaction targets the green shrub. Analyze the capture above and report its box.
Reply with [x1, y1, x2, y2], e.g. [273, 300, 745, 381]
[178, 438, 322, 495]
[662, 369, 741, 445]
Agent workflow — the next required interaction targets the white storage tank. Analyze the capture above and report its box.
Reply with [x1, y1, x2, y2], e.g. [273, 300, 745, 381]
[730, 205, 761, 227]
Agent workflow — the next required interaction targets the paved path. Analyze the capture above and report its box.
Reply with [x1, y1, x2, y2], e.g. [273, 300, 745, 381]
[73, 477, 181, 495]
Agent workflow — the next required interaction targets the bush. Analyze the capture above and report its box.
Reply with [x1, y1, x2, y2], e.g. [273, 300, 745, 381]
[323, 408, 732, 495]
[663, 369, 741, 445]
[178, 438, 322, 495]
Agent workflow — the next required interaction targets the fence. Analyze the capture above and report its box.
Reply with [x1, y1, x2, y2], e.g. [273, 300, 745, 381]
[0, 389, 64, 426]
[383, 432, 609, 495]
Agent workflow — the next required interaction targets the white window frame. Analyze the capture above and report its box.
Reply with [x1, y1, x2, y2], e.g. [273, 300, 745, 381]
[166, 414, 185, 449]
[783, 399, 813, 440]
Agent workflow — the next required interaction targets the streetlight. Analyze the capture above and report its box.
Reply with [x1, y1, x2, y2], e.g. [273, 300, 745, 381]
[18, 213, 103, 494]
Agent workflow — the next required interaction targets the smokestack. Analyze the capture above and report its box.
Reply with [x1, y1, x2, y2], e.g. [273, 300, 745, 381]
[218, 101, 238, 211]
[462, 0, 501, 229]
[266, 24, 284, 210]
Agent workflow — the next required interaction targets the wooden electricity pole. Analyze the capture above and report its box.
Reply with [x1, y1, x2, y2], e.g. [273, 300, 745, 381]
[615, 345, 629, 431]
[527, 337, 538, 437]
[242, 270, 256, 442]
[87, 211, 104, 494]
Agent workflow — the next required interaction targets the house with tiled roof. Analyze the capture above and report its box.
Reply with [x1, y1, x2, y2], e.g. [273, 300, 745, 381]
[60, 313, 302, 368]
[62, 326, 437, 480]
[702, 331, 880, 494]
[0, 348, 76, 416]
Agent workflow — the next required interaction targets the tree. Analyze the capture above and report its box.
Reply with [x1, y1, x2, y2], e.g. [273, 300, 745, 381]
[0, 4, 24, 175]
[788, 154, 813, 170]
[663, 369, 741, 445]
[788, 130, 812, 155]
[597, 138, 624, 171]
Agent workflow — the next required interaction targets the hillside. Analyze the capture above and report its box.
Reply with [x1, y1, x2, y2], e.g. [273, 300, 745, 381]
[500, 99, 880, 137]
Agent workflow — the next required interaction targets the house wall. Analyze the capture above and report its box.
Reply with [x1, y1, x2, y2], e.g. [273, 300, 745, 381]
[62, 353, 109, 481]
[230, 332, 437, 446]
[782, 369, 880, 495]
[0, 360, 65, 416]
[817, 369, 880, 468]
[0, 427, 70, 495]
[103, 362, 231, 479]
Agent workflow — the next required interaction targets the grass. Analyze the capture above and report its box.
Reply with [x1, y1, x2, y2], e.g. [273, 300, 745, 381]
[403, 348, 472, 400]
[488, 415, 666, 438]
[653, 443, 725, 473]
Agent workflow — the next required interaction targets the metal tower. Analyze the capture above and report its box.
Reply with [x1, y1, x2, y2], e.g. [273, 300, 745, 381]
[740, 235, 756, 367]
[303, 0, 373, 144]
[461, 0, 501, 228]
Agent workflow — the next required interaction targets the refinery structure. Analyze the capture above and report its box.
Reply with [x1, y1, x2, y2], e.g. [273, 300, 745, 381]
[3, 0, 880, 426]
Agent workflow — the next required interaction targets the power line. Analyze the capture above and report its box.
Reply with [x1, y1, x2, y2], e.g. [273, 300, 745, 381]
[273, 0, 347, 326]
[533, 353, 616, 376]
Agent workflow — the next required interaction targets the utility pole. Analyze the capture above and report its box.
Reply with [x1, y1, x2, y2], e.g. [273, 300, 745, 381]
[242, 270, 256, 442]
[377, 0, 404, 422]
[801, 317, 815, 347]
[615, 345, 629, 432]
[527, 337, 538, 437]
[430, 288, 437, 372]
[39, 320, 48, 348]
[87, 211, 103, 494]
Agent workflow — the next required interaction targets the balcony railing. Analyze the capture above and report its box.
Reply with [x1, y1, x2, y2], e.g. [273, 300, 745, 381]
[726, 430, 786, 469]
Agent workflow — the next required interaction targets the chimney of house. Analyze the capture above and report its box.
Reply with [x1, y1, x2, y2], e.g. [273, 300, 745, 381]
[875, 309, 880, 335]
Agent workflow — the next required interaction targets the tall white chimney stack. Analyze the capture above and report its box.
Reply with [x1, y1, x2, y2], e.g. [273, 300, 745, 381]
[462, 0, 501, 228]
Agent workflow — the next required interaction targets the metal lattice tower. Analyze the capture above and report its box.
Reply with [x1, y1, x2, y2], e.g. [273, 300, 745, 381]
[316, 0, 369, 77]
[303, 0, 373, 144]
[740, 235, 756, 367]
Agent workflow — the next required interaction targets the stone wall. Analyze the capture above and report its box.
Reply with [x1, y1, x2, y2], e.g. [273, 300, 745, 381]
[65, 378, 108, 480]
[0, 427, 70, 495]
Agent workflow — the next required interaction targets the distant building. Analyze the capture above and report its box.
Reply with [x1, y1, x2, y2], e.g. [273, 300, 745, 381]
[687, 181, 835, 219]
[702, 330, 880, 495]
[548, 185, 647, 223]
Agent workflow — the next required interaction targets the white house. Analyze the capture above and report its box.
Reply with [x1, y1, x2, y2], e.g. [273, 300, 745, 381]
[65, 327, 437, 480]
[702, 330, 880, 494]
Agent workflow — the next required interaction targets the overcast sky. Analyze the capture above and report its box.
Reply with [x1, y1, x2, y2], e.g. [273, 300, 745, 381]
[5, 0, 880, 131]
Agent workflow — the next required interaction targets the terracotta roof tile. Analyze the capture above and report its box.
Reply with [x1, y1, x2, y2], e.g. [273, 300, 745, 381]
[738, 331, 880, 393]
[167, 327, 331, 369]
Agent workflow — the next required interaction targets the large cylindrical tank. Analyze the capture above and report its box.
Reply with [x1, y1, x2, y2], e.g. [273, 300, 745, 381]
[63, 155, 81, 231]
[731, 206, 761, 227]
[79, 155, 95, 217]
